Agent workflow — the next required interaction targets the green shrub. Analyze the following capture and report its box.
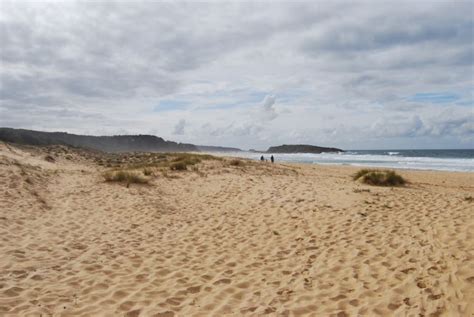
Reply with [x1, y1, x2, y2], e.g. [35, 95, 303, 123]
[353, 169, 406, 186]
[103, 170, 149, 184]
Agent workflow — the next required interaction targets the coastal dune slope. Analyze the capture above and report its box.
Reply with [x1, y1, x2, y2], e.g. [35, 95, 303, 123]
[0, 142, 473, 316]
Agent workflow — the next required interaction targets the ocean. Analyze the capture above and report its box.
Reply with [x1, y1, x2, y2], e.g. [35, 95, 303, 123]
[216, 149, 474, 172]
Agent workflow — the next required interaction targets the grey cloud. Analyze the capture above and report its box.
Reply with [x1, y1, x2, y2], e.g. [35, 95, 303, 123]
[173, 119, 186, 135]
[426, 112, 474, 137]
[201, 122, 263, 138]
[367, 111, 474, 140]
[305, 20, 471, 54]
[261, 95, 278, 121]
[371, 115, 425, 138]
[0, 1, 472, 149]
[301, 2, 472, 54]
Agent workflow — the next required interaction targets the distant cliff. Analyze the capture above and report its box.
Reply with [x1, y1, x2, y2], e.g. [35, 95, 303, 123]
[267, 144, 343, 154]
[0, 128, 198, 153]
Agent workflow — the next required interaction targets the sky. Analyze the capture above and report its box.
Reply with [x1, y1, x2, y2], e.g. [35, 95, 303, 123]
[0, 0, 473, 150]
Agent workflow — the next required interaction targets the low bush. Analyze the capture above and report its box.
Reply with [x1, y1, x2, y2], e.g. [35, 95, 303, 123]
[353, 169, 406, 186]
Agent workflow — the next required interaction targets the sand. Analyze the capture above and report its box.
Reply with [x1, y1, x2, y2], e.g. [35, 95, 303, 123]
[0, 142, 473, 316]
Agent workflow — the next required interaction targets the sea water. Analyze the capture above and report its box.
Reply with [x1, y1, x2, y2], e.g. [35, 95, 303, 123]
[215, 149, 474, 172]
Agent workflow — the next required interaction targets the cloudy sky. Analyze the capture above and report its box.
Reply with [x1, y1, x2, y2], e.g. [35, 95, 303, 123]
[0, 0, 472, 150]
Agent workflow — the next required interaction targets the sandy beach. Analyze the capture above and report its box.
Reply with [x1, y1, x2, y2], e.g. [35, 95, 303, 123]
[0, 142, 473, 316]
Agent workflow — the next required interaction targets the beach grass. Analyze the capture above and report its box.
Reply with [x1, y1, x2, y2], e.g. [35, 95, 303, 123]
[353, 169, 406, 186]
[103, 170, 149, 184]
[143, 168, 153, 176]
[228, 159, 244, 166]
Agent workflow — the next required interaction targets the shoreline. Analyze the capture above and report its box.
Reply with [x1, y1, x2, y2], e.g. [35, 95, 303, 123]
[209, 151, 474, 173]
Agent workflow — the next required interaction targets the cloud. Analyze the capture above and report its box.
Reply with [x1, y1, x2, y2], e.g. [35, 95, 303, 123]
[0, 1, 472, 149]
[426, 111, 474, 137]
[260, 95, 278, 121]
[371, 115, 425, 138]
[173, 119, 186, 135]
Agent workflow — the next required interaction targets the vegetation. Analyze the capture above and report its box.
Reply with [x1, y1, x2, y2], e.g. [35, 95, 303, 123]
[102, 152, 222, 171]
[353, 169, 373, 181]
[170, 161, 188, 171]
[228, 159, 244, 166]
[353, 188, 370, 193]
[167, 153, 221, 171]
[100, 152, 220, 182]
[353, 169, 406, 186]
[143, 168, 153, 176]
[44, 155, 55, 163]
[103, 170, 149, 185]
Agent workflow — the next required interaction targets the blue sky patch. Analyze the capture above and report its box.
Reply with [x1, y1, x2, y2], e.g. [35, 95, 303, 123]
[153, 100, 189, 112]
[456, 100, 474, 106]
[408, 92, 460, 104]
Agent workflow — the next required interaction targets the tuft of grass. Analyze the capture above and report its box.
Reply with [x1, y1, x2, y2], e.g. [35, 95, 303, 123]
[353, 188, 371, 193]
[172, 155, 201, 165]
[103, 170, 149, 185]
[167, 153, 220, 171]
[465, 196, 473, 202]
[169, 161, 187, 171]
[353, 169, 406, 187]
[353, 169, 372, 181]
[228, 159, 244, 166]
[143, 168, 153, 176]
[162, 170, 180, 179]
[44, 155, 56, 163]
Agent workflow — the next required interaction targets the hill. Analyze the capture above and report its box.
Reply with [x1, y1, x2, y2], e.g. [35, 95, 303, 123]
[0, 128, 197, 152]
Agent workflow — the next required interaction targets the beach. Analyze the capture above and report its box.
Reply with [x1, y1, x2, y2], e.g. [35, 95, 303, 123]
[0, 142, 473, 316]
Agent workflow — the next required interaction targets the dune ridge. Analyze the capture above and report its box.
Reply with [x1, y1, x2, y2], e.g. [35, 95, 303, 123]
[0, 142, 473, 316]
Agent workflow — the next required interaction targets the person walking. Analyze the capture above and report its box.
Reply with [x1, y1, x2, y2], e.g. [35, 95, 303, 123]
[271, 155, 274, 163]
[260, 155, 264, 162]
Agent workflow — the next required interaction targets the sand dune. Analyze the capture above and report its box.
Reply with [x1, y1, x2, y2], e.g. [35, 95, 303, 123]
[0, 143, 473, 316]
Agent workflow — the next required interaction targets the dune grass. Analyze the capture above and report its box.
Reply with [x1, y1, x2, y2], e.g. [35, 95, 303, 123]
[97, 152, 221, 170]
[143, 168, 153, 176]
[353, 169, 406, 186]
[103, 170, 149, 185]
[170, 161, 188, 171]
[168, 153, 221, 171]
[100, 153, 221, 180]
[228, 159, 244, 166]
